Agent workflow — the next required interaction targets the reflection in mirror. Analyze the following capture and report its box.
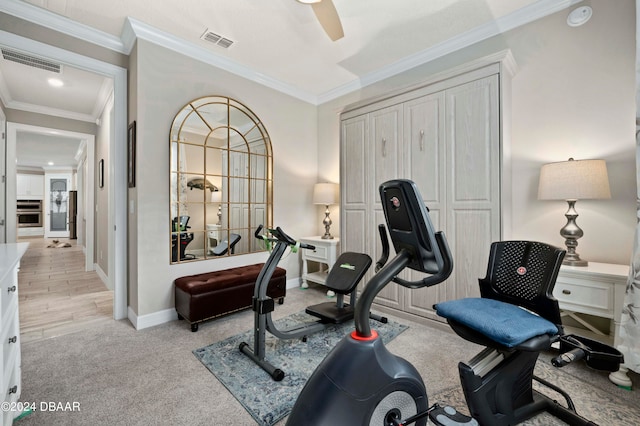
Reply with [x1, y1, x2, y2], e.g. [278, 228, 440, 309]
[170, 96, 273, 263]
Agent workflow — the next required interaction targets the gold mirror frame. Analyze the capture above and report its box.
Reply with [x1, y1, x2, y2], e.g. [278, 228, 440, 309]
[170, 96, 273, 263]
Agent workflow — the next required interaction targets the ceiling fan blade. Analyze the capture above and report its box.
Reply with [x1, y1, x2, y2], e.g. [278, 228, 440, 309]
[311, 0, 344, 41]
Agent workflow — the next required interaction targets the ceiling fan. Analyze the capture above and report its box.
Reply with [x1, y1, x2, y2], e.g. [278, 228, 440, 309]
[297, 0, 344, 41]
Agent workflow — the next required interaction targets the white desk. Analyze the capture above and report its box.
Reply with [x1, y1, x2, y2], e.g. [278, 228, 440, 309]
[300, 237, 340, 297]
[554, 262, 629, 346]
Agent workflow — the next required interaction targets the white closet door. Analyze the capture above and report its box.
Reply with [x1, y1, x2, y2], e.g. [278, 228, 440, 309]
[341, 114, 369, 258]
[340, 67, 504, 322]
[369, 104, 404, 309]
[403, 92, 448, 320]
[445, 74, 501, 301]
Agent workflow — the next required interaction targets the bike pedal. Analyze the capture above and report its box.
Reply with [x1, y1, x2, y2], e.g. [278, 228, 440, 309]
[428, 405, 478, 426]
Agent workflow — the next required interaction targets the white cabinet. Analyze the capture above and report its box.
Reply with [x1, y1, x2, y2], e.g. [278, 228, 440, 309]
[300, 237, 340, 296]
[341, 63, 507, 323]
[16, 174, 44, 199]
[554, 262, 629, 346]
[0, 243, 28, 426]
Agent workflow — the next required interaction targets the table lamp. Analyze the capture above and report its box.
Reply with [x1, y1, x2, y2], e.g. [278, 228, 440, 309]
[538, 158, 611, 266]
[313, 183, 339, 239]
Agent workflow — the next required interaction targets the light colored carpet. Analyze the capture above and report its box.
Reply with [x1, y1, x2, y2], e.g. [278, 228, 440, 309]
[16, 285, 640, 425]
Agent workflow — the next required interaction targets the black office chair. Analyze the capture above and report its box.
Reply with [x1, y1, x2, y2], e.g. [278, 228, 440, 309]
[434, 241, 621, 426]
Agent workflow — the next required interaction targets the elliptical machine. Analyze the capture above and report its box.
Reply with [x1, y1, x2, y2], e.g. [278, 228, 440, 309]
[239, 225, 386, 381]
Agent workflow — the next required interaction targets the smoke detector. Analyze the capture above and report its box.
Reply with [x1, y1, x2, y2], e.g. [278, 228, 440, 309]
[567, 6, 593, 27]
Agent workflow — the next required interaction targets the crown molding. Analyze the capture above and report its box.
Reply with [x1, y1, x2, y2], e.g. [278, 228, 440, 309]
[123, 18, 319, 105]
[5, 99, 95, 122]
[0, 0, 126, 54]
[317, 0, 582, 104]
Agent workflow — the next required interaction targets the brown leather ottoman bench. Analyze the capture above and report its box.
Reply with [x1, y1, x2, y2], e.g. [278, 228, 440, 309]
[174, 263, 286, 331]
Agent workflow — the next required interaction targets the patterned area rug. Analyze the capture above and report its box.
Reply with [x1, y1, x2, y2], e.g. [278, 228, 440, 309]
[193, 311, 408, 426]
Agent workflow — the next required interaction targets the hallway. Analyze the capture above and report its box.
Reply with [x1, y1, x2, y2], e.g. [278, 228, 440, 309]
[17, 237, 113, 343]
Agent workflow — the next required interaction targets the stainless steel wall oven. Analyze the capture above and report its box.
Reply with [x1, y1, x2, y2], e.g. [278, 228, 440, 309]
[17, 200, 43, 228]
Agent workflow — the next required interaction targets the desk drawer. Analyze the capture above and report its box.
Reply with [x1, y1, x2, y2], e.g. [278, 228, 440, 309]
[1, 272, 18, 316]
[3, 317, 19, 370]
[303, 245, 329, 262]
[554, 277, 613, 317]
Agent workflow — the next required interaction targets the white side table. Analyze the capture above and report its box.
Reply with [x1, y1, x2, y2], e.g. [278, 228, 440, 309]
[300, 237, 340, 297]
[554, 262, 632, 388]
[206, 224, 221, 254]
[554, 262, 629, 347]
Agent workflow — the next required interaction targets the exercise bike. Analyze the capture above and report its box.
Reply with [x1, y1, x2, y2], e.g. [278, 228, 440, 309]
[239, 225, 386, 381]
[287, 179, 621, 425]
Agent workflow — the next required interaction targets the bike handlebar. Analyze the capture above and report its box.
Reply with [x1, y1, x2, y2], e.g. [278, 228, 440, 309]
[375, 224, 390, 272]
[392, 232, 453, 289]
[254, 225, 315, 251]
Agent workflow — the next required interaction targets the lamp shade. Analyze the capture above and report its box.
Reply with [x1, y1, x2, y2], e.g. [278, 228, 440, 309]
[211, 190, 222, 203]
[538, 158, 611, 201]
[313, 183, 339, 205]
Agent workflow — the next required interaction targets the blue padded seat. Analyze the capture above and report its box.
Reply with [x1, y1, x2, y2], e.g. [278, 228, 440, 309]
[435, 297, 558, 348]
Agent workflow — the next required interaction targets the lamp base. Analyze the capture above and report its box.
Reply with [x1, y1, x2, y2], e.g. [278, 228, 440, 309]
[560, 200, 588, 267]
[562, 256, 588, 267]
[321, 205, 333, 239]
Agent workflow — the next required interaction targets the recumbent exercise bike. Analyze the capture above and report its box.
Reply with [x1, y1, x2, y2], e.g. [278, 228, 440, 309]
[287, 179, 622, 426]
[239, 225, 387, 381]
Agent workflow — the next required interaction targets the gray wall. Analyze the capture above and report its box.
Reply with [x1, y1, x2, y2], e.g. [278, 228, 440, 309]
[130, 39, 318, 316]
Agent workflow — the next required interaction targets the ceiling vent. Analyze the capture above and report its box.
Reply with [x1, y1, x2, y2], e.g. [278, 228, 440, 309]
[1, 48, 62, 73]
[200, 30, 234, 49]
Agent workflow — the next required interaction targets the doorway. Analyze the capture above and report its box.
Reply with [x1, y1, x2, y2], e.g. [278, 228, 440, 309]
[1, 29, 128, 321]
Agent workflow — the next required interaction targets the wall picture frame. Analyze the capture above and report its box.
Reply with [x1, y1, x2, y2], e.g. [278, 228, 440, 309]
[98, 159, 104, 188]
[128, 121, 136, 188]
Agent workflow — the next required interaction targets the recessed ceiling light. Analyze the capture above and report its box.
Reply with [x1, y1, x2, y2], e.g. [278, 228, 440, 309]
[297, 0, 321, 4]
[48, 161, 54, 166]
[567, 6, 593, 27]
[48, 78, 64, 87]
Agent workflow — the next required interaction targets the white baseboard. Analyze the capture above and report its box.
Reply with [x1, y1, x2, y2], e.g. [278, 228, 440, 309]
[128, 306, 178, 330]
[94, 263, 109, 288]
[286, 277, 302, 289]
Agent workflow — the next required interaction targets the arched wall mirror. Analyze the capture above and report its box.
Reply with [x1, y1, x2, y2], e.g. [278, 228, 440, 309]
[170, 96, 273, 263]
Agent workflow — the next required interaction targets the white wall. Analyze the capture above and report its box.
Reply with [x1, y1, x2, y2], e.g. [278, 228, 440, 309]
[317, 0, 637, 266]
[95, 97, 113, 282]
[131, 39, 319, 317]
[508, 1, 636, 265]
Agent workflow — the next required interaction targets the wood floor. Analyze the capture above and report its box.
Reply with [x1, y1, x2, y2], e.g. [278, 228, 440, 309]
[17, 237, 113, 344]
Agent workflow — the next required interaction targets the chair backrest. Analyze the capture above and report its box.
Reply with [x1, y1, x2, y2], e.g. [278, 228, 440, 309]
[479, 241, 565, 326]
[171, 216, 190, 232]
[212, 233, 242, 256]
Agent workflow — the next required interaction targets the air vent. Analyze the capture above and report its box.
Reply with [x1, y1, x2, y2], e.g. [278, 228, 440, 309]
[1, 48, 62, 73]
[217, 38, 234, 49]
[200, 30, 234, 49]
